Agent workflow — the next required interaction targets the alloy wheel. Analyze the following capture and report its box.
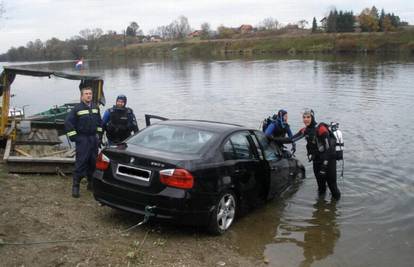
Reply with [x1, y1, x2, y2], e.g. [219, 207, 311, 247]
[216, 193, 236, 231]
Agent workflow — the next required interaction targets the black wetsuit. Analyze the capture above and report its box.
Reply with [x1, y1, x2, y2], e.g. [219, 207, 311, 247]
[292, 123, 341, 200]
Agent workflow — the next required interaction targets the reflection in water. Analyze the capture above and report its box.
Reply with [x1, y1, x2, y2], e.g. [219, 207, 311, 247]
[229, 182, 304, 258]
[274, 199, 340, 267]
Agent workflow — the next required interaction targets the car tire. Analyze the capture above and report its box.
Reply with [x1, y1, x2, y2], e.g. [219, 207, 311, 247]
[208, 190, 237, 235]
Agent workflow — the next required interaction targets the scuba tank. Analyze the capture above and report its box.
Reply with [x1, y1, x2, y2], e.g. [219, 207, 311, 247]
[329, 122, 344, 160]
[330, 122, 344, 177]
[261, 114, 278, 132]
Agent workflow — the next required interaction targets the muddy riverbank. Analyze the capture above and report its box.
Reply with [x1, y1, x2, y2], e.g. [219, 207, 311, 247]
[0, 168, 266, 266]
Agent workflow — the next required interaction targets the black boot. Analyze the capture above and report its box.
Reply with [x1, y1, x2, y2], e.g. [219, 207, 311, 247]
[72, 176, 80, 198]
[72, 185, 80, 198]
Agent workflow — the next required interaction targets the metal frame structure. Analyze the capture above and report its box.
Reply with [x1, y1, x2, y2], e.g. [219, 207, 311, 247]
[0, 66, 105, 141]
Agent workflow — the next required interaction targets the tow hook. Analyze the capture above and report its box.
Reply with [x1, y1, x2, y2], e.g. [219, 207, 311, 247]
[137, 205, 156, 226]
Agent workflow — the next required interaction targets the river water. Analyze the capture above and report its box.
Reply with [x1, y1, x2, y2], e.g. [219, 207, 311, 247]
[2, 55, 414, 266]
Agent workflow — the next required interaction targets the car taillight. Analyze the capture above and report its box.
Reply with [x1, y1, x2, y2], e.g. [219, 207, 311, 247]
[96, 152, 110, 171]
[159, 169, 194, 189]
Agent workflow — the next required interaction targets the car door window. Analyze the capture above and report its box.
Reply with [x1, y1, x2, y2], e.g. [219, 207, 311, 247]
[254, 131, 280, 161]
[225, 132, 256, 160]
[223, 140, 236, 160]
[250, 133, 264, 160]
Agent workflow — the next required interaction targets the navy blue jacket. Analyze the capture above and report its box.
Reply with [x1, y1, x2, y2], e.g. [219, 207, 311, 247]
[64, 101, 102, 141]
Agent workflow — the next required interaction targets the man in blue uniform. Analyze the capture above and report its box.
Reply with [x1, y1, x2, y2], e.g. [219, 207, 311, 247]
[102, 94, 138, 145]
[65, 86, 102, 198]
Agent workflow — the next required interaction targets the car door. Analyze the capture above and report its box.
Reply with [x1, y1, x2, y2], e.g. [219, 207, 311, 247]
[253, 131, 291, 200]
[222, 131, 262, 205]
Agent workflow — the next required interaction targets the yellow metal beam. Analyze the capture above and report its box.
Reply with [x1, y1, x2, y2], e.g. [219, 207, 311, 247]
[0, 72, 10, 138]
[97, 80, 102, 105]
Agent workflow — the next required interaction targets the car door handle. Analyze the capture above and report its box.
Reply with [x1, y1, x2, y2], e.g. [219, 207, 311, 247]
[271, 166, 278, 171]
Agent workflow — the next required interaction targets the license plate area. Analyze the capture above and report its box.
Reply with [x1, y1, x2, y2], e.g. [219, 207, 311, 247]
[116, 164, 151, 182]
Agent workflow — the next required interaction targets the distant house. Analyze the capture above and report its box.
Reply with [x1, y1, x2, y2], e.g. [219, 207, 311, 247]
[150, 35, 162, 42]
[188, 30, 202, 38]
[239, 24, 253, 34]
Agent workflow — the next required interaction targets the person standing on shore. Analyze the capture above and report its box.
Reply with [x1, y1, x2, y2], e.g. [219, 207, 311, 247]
[102, 94, 138, 145]
[65, 86, 102, 198]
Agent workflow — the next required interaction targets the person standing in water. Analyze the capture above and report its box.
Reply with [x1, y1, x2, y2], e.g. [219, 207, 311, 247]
[292, 109, 341, 200]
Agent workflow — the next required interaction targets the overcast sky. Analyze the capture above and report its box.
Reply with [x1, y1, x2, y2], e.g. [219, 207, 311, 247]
[0, 0, 413, 53]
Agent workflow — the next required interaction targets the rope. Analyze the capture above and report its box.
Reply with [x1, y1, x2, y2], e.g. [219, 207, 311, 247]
[0, 206, 156, 246]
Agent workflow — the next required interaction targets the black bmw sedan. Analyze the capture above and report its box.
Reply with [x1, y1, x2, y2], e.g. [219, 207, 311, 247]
[93, 119, 305, 234]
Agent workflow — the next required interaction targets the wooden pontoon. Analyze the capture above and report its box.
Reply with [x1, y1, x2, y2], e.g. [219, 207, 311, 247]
[0, 66, 105, 173]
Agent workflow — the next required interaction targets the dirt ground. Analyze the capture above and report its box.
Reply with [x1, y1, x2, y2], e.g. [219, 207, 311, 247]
[0, 165, 266, 267]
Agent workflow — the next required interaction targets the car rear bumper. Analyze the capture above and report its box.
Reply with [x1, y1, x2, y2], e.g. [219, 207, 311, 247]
[92, 171, 214, 226]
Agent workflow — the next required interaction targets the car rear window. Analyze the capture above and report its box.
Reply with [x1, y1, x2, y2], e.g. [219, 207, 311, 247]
[127, 124, 217, 154]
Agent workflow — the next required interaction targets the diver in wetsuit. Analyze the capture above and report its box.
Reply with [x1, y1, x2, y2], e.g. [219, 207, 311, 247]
[102, 95, 138, 145]
[292, 109, 341, 200]
[264, 109, 296, 153]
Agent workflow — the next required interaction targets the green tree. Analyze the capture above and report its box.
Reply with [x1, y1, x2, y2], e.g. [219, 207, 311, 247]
[379, 9, 386, 31]
[359, 8, 379, 32]
[389, 13, 402, 28]
[326, 10, 337, 33]
[382, 15, 396, 32]
[336, 11, 354, 32]
[312, 17, 318, 33]
[126, 21, 142, 37]
[217, 25, 236, 39]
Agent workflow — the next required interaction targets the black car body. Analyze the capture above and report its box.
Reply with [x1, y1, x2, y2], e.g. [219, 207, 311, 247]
[93, 119, 305, 234]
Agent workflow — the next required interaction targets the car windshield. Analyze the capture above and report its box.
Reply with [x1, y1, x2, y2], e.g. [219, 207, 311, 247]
[128, 124, 217, 154]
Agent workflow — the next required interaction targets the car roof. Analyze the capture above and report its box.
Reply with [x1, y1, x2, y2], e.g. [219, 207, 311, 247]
[155, 119, 249, 134]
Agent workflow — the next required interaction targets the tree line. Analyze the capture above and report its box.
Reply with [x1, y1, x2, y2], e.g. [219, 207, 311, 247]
[312, 6, 407, 33]
[0, 6, 410, 62]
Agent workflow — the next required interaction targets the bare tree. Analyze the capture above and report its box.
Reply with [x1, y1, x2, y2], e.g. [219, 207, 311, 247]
[175, 16, 191, 39]
[79, 28, 103, 40]
[0, 1, 5, 19]
[298, 20, 308, 29]
[258, 17, 279, 30]
[149, 16, 191, 40]
[78, 28, 103, 52]
[200, 22, 211, 39]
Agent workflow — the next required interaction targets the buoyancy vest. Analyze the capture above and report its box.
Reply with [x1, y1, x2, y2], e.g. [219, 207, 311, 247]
[304, 123, 336, 161]
[106, 107, 131, 142]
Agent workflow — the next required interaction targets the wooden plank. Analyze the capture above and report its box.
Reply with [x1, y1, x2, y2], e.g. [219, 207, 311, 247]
[6, 161, 74, 174]
[63, 148, 76, 157]
[3, 138, 12, 161]
[5, 120, 16, 137]
[40, 149, 68, 157]
[7, 156, 75, 163]
[14, 148, 32, 157]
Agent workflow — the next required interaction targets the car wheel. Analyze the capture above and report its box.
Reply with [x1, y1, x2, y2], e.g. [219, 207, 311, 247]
[208, 190, 237, 235]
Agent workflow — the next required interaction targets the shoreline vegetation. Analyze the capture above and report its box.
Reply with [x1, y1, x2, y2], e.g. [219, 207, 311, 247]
[2, 30, 414, 63]
[1, 5, 413, 62]
[102, 31, 414, 59]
